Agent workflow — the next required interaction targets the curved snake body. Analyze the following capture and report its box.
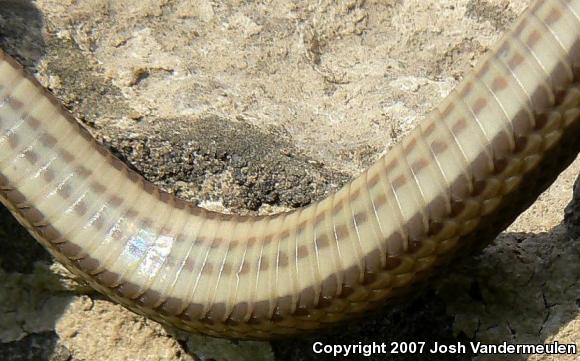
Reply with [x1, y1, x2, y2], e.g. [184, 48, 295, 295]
[0, 0, 579, 339]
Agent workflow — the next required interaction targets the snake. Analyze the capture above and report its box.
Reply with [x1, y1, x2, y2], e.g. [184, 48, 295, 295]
[0, 0, 579, 340]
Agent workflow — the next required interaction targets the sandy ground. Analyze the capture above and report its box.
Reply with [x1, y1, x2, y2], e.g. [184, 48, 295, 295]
[0, 0, 579, 360]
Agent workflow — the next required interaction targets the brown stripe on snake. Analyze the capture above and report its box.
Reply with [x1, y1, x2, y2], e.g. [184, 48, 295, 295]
[0, 0, 579, 339]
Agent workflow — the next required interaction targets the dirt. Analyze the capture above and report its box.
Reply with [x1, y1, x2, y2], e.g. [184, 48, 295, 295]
[0, 0, 579, 360]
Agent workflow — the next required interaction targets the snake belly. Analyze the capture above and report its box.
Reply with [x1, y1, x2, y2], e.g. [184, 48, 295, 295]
[0, 0, 579, 340]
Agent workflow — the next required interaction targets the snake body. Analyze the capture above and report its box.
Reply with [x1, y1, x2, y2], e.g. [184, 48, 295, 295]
[1, 0, 579, 339]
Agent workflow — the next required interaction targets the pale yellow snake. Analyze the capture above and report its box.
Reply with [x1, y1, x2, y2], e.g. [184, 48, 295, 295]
[0, 0, 579, 340]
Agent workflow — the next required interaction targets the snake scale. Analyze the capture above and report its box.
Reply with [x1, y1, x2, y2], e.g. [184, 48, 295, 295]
[0, 0, 579, 340]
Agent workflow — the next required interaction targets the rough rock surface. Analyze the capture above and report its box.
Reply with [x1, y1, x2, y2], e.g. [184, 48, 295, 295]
[0, 0, 579, 360]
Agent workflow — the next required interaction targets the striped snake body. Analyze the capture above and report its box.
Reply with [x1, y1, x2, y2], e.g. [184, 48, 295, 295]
[0, 0, 579, 339]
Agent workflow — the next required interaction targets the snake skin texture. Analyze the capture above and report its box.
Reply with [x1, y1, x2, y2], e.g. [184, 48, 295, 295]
[0, 0, 579, 339]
